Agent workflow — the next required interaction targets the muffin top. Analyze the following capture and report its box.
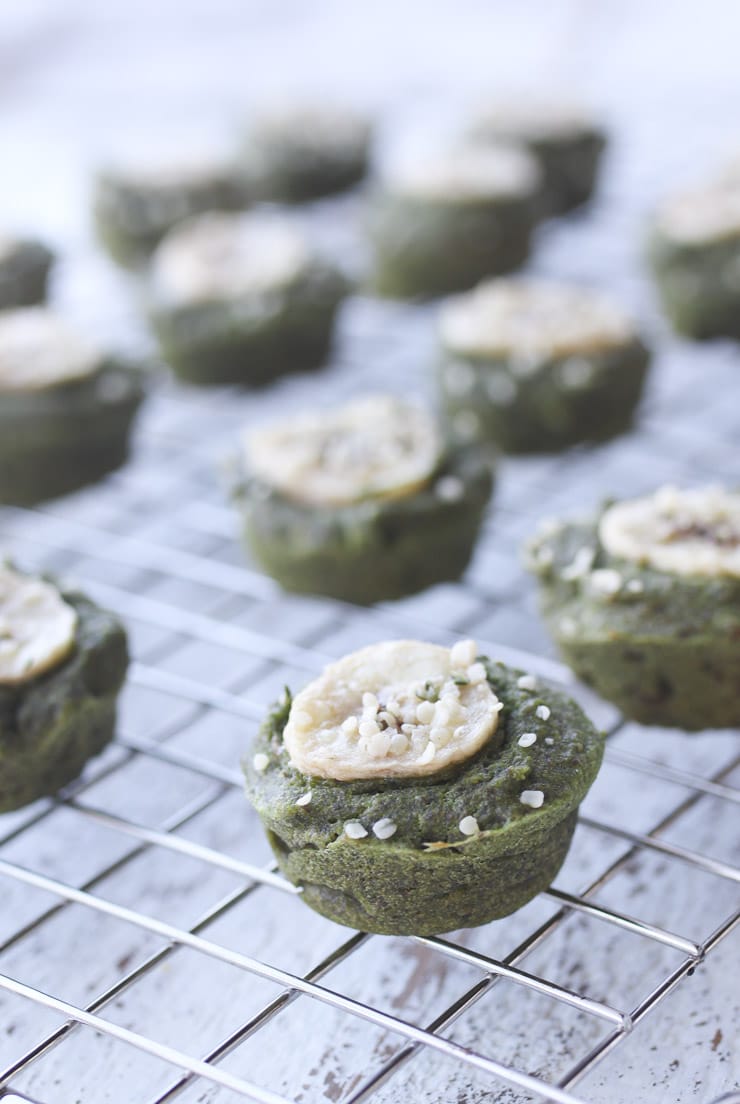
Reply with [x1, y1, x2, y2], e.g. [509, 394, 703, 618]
[248, 103, 371, 157]
[0, 234, 21, 263]
[0, 564, 78, 686]
[469, 97, 601, 143]
[151, 213, 311, 304]
[0, 308, 101, 392]
[243, 394, 443, 507]
[440, 278, 635, 359]
[283, 639, 502, 781]
[599, 485, 740, 578]
[655, 183, 740, 245]
[97, 146, 238, 192]
[384, 143, 539, 203]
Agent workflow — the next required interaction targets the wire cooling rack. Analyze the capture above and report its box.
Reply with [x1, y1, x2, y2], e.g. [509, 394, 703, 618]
[0, 297, 738, 1104]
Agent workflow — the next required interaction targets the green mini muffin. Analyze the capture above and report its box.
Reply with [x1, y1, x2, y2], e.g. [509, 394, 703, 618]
[92, 149, 250, 267]
[149, 212, 347, 386]
[0, 565, 128, 812]
[0, 308, 144, 505]
[242, 103, 372, 202]
[437, 278, 650, 454]
[367, 144, 540, 298]
[648, 181, 740, 339]
[526, 485, 740, 730]
[466, 98, 606, 215]
[234, 395, 494, 604]
[0, 235, 54, 309]
[244, 638, 604, 935]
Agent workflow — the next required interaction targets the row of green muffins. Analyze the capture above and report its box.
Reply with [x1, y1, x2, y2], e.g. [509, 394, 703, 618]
[0, 260, 650, 511]
[92, 97, 607, 278]
[144, 207, 650, 428]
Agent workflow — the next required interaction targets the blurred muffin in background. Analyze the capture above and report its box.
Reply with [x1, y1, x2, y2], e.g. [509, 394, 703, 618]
[0, 308, 144, 504]
[241, 101, 372, 202]
[0, 563, 129, 812]
[367, 143, 541, 298]
[648, 179, 740, 339]
[0, 234, 54, 310]
[233, 393, 494, 603]
[465, 97, 606, 215]
[148, 211, 348, 386]
[92, 146, 250, 267]
[437, 277, 650, 453]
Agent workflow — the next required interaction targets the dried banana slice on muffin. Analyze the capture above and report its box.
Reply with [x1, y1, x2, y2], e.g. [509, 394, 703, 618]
[0, 308, 144, 505]
[437, 277, 650, 453]
[648, 180, 740, 339]
[0, 566, 78, 685]
[0, 564, 128, 812]
[367, 144, 540, 298]
[234, 394, 494, 604]
[244, 638, 604, 935]
[526, 484, 740, 729]
[149, 212, 347, 386]
[284, 640, 502, 780]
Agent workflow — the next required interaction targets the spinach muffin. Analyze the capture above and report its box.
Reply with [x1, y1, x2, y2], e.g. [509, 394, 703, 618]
[0, 234, 54, 309]
[149, 212, 347, 386]
[92, 148, 250, 267]
[466, 98, 606, 215]
[367, 144, 541, 298]
[648, 181, 740, 339]
[526, 485, 740, 729]
[0, 308, 144, 505]
[234, 395, 494, 604]
[437, 278, 650, 453]
[0, 564, 128, 812]
[242, 103, 372, 202]
[244, 638, 604, 935]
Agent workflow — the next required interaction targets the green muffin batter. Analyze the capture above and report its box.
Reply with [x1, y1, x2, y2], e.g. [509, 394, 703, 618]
[0, 571, 128, 812]
[526, 485, 740, 729]
[244, 640, 604, 935]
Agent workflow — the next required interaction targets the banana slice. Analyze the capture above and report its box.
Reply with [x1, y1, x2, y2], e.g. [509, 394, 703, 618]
[243, 395, 441, 507]
[599, 485, 740, 577]
[656, 184, 740, 245]
[0, 566, 78, 685]
[387, 144, 539, 202]
[440, 279, 634, 359]
[0, 309, 101, 393]
[151, 213, 310, 304]
[283, 639, 501, 780]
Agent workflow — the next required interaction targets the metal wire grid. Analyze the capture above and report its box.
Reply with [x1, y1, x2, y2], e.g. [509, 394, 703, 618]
[0, 369, 737, 1104]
